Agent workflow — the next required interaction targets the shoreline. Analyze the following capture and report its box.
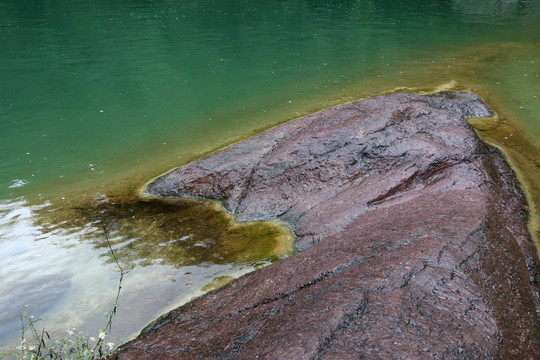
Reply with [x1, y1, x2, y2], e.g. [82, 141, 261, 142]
[115, 90, 540, 358]
[140, 84, 540, 257]
[1, 87, 538, 355]
[13, 80, 538, 265]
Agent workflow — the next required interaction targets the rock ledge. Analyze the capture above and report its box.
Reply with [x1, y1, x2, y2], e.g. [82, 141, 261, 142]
[115, 92, 540, 359]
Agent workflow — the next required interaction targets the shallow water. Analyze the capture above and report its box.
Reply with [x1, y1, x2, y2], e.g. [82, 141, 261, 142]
[1, 0, 539, 350]
[0, 196, 294, 347]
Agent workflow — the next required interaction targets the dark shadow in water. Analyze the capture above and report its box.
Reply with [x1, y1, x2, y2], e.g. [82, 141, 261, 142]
[37, 196, 295, 269]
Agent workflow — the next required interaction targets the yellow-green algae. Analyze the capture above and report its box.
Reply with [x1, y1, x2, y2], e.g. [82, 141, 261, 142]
[201, 275, 235, 293]
[35, 195, 295, 269]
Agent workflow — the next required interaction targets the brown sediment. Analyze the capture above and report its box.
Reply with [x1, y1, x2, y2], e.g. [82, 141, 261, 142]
[112, 91, 540, 359]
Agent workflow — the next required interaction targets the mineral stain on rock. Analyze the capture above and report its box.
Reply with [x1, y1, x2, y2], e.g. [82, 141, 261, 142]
[113, 92, 540, 359]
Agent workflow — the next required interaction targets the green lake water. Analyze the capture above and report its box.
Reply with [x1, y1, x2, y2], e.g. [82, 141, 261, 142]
[1, 0, 539, 349]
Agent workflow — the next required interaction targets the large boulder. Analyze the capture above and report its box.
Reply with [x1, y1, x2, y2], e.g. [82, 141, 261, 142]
[115, 92, 540, 359]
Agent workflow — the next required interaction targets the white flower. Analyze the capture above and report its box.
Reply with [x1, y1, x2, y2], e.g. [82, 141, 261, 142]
[99, 331, 106, 340]
[106, 342, 115, 350]
[66, 330, 74, 336]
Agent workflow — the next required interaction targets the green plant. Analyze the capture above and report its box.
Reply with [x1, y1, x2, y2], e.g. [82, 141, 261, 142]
[0, 223, 132, 360]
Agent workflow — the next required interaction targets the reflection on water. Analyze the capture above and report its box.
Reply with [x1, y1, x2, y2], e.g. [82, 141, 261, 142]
[0, 196, 294, 348]
[39, 196, 294, 268]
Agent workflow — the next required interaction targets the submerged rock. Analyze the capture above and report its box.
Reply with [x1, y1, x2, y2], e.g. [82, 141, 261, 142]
[115, 92, 540, 359]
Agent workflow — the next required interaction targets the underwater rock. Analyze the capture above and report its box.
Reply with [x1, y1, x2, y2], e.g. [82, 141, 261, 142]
[114, 92, 540, 359]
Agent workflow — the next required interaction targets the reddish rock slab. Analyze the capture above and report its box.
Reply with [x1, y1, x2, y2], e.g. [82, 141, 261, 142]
[114, 92, 540, 359]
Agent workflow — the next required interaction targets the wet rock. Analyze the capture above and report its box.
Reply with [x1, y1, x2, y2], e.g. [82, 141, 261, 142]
[115, 92, 540, 359]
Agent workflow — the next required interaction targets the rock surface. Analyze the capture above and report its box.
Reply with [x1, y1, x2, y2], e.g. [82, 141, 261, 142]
[114, 92, 540, 359]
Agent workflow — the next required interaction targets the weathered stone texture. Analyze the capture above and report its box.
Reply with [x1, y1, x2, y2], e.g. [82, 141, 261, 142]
[114, 92, 540, 359]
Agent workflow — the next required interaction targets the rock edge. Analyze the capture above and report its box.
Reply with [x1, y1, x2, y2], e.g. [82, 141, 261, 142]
[115, 92, 540, 359]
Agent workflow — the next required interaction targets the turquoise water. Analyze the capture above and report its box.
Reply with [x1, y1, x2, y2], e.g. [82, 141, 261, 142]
[1, 0, 539, 349]
[1, 0, 539, 199]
